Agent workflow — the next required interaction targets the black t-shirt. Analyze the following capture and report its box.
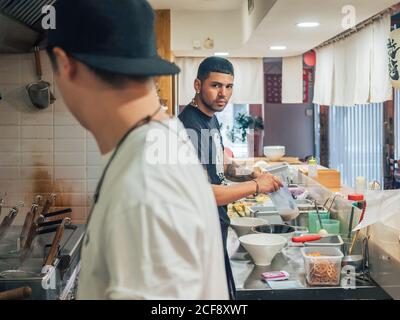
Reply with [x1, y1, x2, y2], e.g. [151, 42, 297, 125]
[178, 105, 230, 228]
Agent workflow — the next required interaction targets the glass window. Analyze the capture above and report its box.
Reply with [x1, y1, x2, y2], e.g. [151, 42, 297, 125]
[328, 103, 384, 188]
[216, 104, 250, 158]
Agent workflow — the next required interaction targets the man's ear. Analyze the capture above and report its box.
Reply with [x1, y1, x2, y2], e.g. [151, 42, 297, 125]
[194, 79, 201, 93]
[52, 47, 77, 80]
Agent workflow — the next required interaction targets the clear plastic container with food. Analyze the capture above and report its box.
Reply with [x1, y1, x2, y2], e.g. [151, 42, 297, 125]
[301, 247, 344, 286]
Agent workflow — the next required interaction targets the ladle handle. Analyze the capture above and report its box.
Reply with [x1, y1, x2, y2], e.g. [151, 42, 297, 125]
[0, 286, 32, 300]
[34, 46, 42, 79]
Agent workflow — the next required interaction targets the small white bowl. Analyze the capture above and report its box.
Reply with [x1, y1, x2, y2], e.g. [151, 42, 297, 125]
[239, 233, 287, 266]
[263, 146, 285, 161]
[230, 217, 267, 238]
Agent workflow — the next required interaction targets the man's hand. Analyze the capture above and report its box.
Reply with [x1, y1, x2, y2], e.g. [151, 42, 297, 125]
[255, 172, 283, 193]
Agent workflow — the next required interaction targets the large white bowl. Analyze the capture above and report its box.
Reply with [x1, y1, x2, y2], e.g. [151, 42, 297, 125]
[239, 233, 287, 266]
[263, 146, 285, 161]
[230, 217, 267, 237]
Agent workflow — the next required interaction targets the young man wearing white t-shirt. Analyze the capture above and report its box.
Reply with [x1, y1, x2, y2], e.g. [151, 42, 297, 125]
[47, 0, 228, 300]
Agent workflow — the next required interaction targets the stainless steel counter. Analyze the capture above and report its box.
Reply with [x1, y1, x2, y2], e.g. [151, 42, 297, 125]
[228, 230, 392, 300]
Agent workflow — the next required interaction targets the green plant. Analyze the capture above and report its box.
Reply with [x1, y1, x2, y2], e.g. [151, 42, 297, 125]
[227, 113, 264, 143]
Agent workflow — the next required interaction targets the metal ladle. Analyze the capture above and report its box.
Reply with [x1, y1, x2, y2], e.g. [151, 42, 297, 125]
[26, 46, 56, 110]
[314, 200, 328, 236]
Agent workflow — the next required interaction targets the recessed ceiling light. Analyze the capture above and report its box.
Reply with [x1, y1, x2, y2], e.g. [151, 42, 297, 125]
[296, 22, 320, 28]
[214, 52, 229, 56]
[270, 46, 287, 50]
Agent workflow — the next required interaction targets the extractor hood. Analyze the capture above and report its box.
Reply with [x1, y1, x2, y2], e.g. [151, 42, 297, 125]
[0, 0, 56, 53]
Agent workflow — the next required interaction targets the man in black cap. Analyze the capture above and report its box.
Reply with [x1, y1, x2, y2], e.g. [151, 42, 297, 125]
[179, 57, 283, 299]
[47, 0, 229, 299]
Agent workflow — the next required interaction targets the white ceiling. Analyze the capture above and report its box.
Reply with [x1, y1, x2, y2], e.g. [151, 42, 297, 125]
[148, 0, 242, 11]
[149, 0, 400, 57]
[241, 0, 400, 57]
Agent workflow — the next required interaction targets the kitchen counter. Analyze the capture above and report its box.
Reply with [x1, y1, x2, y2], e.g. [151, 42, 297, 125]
[227, 230, 392, 300]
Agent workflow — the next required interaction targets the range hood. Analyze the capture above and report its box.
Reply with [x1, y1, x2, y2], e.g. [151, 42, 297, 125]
[0, 0, 56, 53]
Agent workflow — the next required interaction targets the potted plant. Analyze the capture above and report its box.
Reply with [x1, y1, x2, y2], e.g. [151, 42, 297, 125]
[227, 113, 264, 157]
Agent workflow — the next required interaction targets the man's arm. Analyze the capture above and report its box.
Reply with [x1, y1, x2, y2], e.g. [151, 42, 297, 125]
[223, 150, 260, 182]
[212, 172, 282, 206]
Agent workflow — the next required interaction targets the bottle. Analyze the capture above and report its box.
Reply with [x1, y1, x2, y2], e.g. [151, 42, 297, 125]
[355, 176, 366, 194]
[308, 157, 318, 178]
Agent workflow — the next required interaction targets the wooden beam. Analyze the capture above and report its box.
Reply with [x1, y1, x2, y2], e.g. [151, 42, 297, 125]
[155, 10, 175, 115]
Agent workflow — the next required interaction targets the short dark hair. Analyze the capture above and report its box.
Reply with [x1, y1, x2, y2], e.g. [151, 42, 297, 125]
[46, 48, 150, 88]
[197, 56, 234, 82]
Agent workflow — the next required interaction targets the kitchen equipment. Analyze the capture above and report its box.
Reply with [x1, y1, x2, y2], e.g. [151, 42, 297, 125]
[292, 234, 322, 242]
[269, 184, 299, 221]
[239, 233, 287, 266]
[0, 201, 24, 241]
[19, 196, 42, 249]
[342, 255, 363, 273]
[347, 206, 355, 240]
[308, 210, 330, 233]
[230, 217, 267, 237]
[0, 286, 32, 300]
[301, 247, 343, 286]
[20, 208, 70, 261]
[348, 201, 367, 255]
[26, 46, 56, 109]
[315, 219, 340, 235]
[42, 218, 69, 270]
[252, 224, 295, 241]
[0, 224, 85, 300]
[40, 194, 56, 217]
[263, 146, 285, 161]
[314, 201, 328, 235]
[303, 235, 344, 248]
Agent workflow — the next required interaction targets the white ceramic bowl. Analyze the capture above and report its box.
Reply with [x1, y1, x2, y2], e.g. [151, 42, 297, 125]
[263, 146, 285, 161]
[239, 233, 287, 266]
[230, 217, 267, 238]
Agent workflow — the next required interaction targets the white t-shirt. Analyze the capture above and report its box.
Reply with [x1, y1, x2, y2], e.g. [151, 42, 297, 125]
[77, 118, 229, 300]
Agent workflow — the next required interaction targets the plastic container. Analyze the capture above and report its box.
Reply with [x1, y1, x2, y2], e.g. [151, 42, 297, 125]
[308, 210, 330, 233]
[303, 234, 344, 248]
[269, 185, 300, 221]
[308, 157, 318, 178]
[355, 176, 366, 195]
[316, 219, 340, 235]
[301, 247, 343, 286]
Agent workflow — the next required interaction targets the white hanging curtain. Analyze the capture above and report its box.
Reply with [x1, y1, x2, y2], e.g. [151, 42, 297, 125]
[313, 14, 392, 107]
[175, 57, 264, 106]
[282, 55, 303, 104]
[313, 45, 334, 106]
[371, 14, 392, 103]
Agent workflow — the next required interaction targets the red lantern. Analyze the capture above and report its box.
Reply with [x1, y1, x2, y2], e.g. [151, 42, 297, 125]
[304, 50, 316, 67]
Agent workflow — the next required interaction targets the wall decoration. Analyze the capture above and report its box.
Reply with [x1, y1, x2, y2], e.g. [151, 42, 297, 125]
[265, 74, 282, 103]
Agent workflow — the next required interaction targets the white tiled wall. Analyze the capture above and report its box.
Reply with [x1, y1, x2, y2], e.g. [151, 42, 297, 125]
[0, 51, 102, 224]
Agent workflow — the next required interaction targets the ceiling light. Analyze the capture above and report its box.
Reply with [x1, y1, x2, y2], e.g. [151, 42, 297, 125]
[270, 46, 287, 50]
[214, 52, 230, 56]
[296, 22, 320, 28]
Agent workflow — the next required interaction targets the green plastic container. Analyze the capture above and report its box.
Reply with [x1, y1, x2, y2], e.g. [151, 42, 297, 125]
[308, 210, 330, 233]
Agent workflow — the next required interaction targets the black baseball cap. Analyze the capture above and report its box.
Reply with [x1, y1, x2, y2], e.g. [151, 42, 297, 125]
[47, 0, 180, 76]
